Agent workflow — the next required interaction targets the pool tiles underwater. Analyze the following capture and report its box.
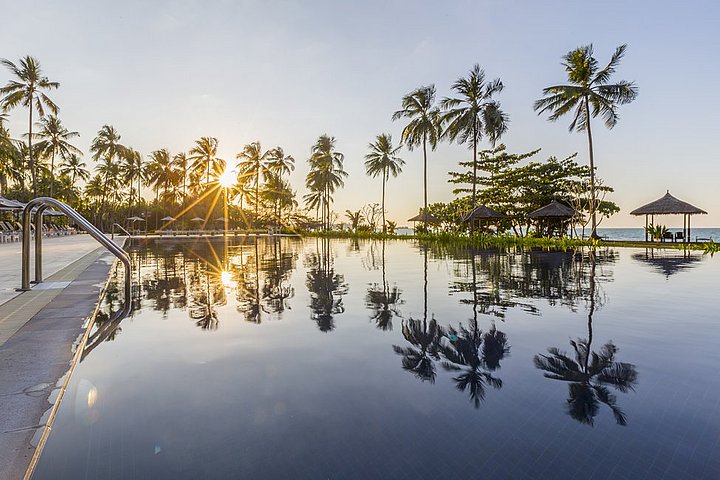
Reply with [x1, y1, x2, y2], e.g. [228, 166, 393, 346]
[32, 238, 720, 479]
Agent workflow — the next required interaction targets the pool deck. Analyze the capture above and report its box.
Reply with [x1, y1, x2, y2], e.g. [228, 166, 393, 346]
[0, 235, 126, 480]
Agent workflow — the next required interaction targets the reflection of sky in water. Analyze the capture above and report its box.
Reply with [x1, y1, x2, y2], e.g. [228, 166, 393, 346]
[34, 238, 720, 479]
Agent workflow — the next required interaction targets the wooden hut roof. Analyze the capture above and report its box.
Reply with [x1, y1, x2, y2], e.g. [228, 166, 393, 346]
[407, 211, 442, 223]
[630, 191, 707, 215]
[464, 205, 507, 220]
[528, 200, 576, 219]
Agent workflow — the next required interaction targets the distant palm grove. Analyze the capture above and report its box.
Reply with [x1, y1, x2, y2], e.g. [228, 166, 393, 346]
[0, 47, 636, 236]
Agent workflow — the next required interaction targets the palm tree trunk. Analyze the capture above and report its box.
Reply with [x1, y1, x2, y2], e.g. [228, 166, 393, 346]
[470, 128, 477, 235]
[28, 103, 36, 196]
[422, 133, 428, 232]
[49, 151, 55, 198]
[381, 167, 386, 234]
[255, 169, 259, 227]
[584, 98, 598, 239]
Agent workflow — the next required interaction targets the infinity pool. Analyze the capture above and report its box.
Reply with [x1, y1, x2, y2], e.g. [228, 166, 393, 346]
[32, 238, 719, 479]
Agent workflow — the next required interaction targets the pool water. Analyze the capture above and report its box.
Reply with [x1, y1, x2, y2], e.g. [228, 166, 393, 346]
[32, 238, 720, 479]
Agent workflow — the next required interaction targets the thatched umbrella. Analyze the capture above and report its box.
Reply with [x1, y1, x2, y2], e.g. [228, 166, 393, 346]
[630, 191, 707, 242]
[160, 216, 176, 222]
[529, 200, 576, 237]
[408, 210, 441, 233]
[464, 205, 506, 233]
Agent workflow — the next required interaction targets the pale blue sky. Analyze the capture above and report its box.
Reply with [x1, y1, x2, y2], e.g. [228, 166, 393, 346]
[2, 0, 718, 226]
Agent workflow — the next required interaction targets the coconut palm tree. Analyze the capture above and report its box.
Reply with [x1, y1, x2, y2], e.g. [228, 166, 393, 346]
[189, 137, 224, 192]
[91, 125, 126, 225]
[146, 149, 179, 207]
[34, 115, 81, 197]
[534, 45, 638, 238]
[364, 133, 404, 233]
[306, 238, 348, 331]
[440, 65, 508, 226]
[237, 141, 272, 224]
[59, 153, 90, 185]
[392, 85, 440, 231]
[172, 152, 189, 202]
[261, 173, 297, 226]
[0, 56, 59, 196]
[304, 135, 347, 231]
[0, 122, 20, 195]
[120, 148, 145, 213]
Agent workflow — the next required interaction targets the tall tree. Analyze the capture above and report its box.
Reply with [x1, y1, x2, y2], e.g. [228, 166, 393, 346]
[189, 137, 224, 192]
[534, 44, 637, 238]
[121, 148, 145, 213]
[364, 133, 404, 233]
[146, 149, 178, 206]
[0, 120, 21, 195]
[237, 141, 272, 224]
[440, 65, 508, 228]
[392, 85, 440, 231]
[58, 154, 90, 186]
[34, 115, 81, 197]
[304, 135, 347, 231]
[172, 152, 189, 202]
[91, 125, 126, 227]
[0, 56, 59, 196]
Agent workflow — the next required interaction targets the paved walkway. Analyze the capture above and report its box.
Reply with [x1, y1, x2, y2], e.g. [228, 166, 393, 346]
[0, 236, 127, 479]
[0, 234, 105, 307]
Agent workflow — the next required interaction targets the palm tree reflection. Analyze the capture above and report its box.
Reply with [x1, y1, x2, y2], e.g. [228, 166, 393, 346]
[534, 251, 638, 426]
[306, 238, 348, 332]
[366, 240, 403, 331]
[393, 317, 443, 382]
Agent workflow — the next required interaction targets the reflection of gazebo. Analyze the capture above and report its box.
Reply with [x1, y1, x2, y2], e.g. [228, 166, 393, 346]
[408, 210, 441, 232]
[463, 205, 506, 233]
[630, 191, 707, 242]
[528, 200, 577, 237]
[632, 249, 702, 278]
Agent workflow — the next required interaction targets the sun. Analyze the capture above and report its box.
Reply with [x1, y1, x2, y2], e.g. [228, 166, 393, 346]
[218, 168, 236, 188]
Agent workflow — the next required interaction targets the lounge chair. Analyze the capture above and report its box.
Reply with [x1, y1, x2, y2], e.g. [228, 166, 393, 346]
[662, 231, 674, 242]
[674, 232, 684, 242]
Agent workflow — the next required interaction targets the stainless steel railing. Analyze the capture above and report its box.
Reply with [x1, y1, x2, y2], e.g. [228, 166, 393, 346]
[19, 198, 132, 307]
[111, 223, 133, 239]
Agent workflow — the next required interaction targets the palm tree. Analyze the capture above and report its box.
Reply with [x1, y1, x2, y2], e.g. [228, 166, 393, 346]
[393, 317, 443, 382]
[120, 148, 145, 213]
[237, 141, 272, 224]
[392, 85, 440, 231]
[188, 137, 224, 192]
[364, 133, 404, 233]
[0, 56, 59, 195]
[344, 209, 363, 231]
[34, 115, 81, 197]
[440, 65, 508, 226]
[534, 44, 638, 238]
[366, 240, 402, 330]
[172, 152, 189, 202]
[0, 122, 20, 195]
[146, 149, 178, 207]
[91, 125, 126, 226]
[59, 153, 89, 184]
[261, 173, 297, 226]
[304, 135, 347, 231]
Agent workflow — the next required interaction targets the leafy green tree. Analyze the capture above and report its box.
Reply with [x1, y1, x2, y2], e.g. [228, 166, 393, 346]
[0, 56, 59, 195]
[440, 65, 508, 223]
[534, 44, 638, 238]
[121, 148, 145, 213]
[33, 115, 81, 197]
[364, 133, 404, 233]
[0, 121, 21, 195]
[392, 85, 440, 229]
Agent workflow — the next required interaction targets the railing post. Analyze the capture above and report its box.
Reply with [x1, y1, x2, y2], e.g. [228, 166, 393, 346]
[34, 205, 48, 284]
[20, 205, 33, 291]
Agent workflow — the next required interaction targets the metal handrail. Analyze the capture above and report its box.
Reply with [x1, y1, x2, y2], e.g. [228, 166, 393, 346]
[111, 223, 132, 239]
[20, 198, 132, 308]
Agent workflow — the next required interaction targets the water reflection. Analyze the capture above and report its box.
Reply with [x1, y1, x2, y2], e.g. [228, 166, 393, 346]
[534, 252, 638, 426]
[366, 241, 403, 331]
[632, 248, 702, 278]
[306, 238, 348, 332]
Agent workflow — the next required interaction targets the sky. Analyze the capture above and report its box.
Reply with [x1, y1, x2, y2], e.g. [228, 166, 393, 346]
[1, 0, 719, 227]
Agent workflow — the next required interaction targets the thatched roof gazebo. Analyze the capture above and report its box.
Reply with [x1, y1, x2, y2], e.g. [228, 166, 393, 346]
[630, 191, 707, 242]
[463, 205, 506, 233]
[408, 210, 441, 233]
[528, 200, 577, 238]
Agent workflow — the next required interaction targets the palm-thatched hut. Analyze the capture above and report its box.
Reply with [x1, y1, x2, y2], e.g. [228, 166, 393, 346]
[408, 210, 441, 233]
[528, 200, 577, 237]
[630, 191, 707, 242]
[464, 205, 506, 233]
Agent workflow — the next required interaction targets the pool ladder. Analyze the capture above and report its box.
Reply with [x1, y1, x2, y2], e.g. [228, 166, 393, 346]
[18, 198, 132, 312]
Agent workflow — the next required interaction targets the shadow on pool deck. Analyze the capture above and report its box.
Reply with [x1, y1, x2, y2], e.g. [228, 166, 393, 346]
[0, 247, 118, 480]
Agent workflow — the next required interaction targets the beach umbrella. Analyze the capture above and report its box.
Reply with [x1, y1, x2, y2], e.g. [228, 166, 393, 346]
[127, 216, 146, 222]
[161, 216, 176, 221]
[214, 217, 227, 222]
[190, 217, 205, 222]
